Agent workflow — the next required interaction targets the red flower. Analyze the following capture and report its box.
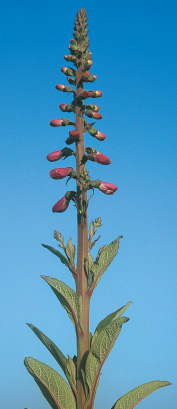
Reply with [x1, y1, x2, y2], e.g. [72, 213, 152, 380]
[99, 182, 117, 194]
[52, 196, 70, 213]
[46, 150, 63, 162]
[92, 152, 111, 165]
[50, 168, 71, 179]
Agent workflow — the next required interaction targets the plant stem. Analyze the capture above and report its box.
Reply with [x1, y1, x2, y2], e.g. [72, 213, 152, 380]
[75, 57, 90, 409]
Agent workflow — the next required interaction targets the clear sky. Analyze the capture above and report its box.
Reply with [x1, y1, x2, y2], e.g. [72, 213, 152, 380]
[1, 0, 176, 408]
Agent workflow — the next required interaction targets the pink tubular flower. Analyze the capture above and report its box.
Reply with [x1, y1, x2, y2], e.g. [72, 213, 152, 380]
[99, 182, 117, 194]
[52, 195, 70, 213]
[50, 119, 63, 127]
[91, 152, 111, 165]
[47, 150, 63, 162]
[50, 168, 71, 179]
[91, 90, 102, 98]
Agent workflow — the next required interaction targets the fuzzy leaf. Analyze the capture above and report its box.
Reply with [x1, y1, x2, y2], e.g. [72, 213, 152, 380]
[85, 317, 128, 409]
[111, 380, 171, 409]
[88, 236, 122, 294]
[95, 301, 132, 337]
[27, 324, 68, 372]
[42, 244, 69, 267]
[41, 276, 83, 335]
[65, 238, 75, 265]
[24, 357, 76, 409]
[26, 323, 77, 395]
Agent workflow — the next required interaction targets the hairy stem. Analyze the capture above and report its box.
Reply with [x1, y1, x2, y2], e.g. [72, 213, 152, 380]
[75, 55, 90, 409]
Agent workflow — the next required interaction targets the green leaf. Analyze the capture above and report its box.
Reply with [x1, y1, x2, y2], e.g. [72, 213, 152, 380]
[41, 276, 83, 335]
[111, 380, 171, 409]
[90, 235, 101, 251]
[88, 236, 123, 294]
[85, 316, 129, 409]
[24, 357, 76, 409]
[26, 323, 77, 396]
[27, 324, 68, 372]
[95, 301, 132, 337]
[42, 244, 69, 267]
[65, 238, 75, 265]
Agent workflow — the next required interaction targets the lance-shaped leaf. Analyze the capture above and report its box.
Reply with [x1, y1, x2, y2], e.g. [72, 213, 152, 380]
[92, 302, 132, 344]
[42, 244, 77, 276]
[42, 244, 70, 267]
[41, 276, 83, 335]
[88, 236, 123, 294]
[24, 357, 76, 409]
[111, 380, 171, 409]
[85, 316, 129, 409]
[65, 238, 76, 266]
[26, 324, 77, 397]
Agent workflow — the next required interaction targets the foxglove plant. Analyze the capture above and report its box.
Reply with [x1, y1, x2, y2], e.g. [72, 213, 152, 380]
[24, 8, 170, 409]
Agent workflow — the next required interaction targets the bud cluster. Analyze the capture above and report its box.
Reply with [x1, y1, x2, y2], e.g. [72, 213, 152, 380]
[47, 8, 117, 214]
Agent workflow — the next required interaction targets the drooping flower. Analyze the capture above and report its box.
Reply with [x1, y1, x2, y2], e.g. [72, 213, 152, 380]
[85, 149, 111, 165]
[91, 180, 117, 194]
[87, 127, 106, 141]
[50, 168, 71, 179]
[46, 148, 73, 162]
[52, 195, 70, 213]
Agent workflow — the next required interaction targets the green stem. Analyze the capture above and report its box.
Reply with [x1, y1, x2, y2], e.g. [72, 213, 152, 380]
[75, 56, 90, 409]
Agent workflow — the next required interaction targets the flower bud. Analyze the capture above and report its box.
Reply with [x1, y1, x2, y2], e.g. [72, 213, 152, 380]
[56, 84, 74, 93]
[52, 195, 70, 213]
[86, 75, 97, 83]
[91, 130, 106, 141]
[77, 90, 92, 100]
[69, 130, 80, 139]
[50, 167, 75, 180]
[67, 77, 76, 85]
[46, 148, 73, 162]
[59, 104, 74, 112]
[65, 137, 74, 145]
[61, 66, 76, 77]
[85, 111, 102, 120]
[91, 180, 117, 194]
[81, 71, 91, 81]
[88, 151, 111, 165]
[50, 168, 71, 179]
[83, 59, 93, 70]
[64, 55, 78, 64]
[50, 119, 74, 127]
[91, 90, 102, 98]
[85, 104, 100, 112]
[46, 150, 63, 162]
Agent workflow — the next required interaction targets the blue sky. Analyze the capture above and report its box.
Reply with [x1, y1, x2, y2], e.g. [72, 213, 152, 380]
[1, 0, 176, 408]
